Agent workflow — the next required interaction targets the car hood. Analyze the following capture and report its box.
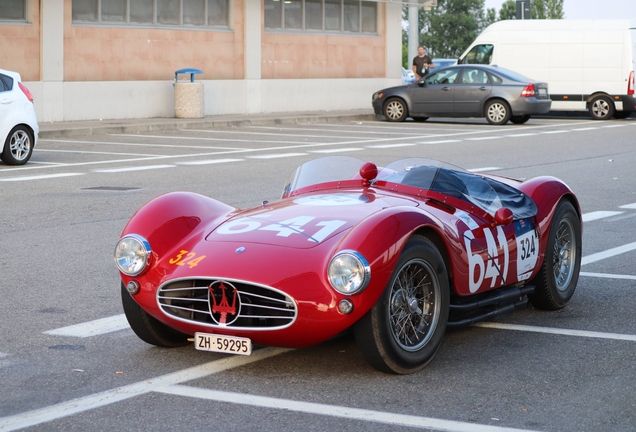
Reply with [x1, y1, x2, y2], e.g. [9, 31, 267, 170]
[205, 191, 419, 249]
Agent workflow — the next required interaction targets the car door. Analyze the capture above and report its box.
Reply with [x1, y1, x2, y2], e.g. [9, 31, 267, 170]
[409, 68, 460, 115]
[453, 68, 492, 115]
[0, 73, 16, 139]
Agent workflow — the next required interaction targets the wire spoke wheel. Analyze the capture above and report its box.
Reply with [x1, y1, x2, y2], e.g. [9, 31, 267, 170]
[552, 218, 576, 291]
[389, 259, 440, 351]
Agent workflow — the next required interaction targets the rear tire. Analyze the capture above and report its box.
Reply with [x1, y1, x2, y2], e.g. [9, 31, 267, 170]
[485, 99, 511, 125]
[354, 235, 449, 374]
[510, 115, 531, 124]
[383, 98, 408, 122]
[529, 201, 581, 310]
[589, 95, 615, 120]
[121, 283, 190, 347]
[2, 125, 34, 165]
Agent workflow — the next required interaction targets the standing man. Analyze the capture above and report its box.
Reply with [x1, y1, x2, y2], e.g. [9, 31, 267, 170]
[412, 46, 435, 81]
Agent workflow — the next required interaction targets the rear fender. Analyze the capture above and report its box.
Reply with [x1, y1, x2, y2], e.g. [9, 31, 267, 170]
[121, 192, 236, 257]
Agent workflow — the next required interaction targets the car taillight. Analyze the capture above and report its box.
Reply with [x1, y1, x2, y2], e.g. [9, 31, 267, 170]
[521, 84, 535, 97]
[18, 82, 34, 103]
[628, 71, 634, 96]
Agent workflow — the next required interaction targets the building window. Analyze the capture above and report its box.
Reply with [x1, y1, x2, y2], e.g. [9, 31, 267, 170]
[71, 0, 229, 27]
[265, 0, 377, 33]
[0, 0, 27, 21]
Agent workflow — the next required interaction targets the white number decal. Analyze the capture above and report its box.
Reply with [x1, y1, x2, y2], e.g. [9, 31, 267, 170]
[464, 226, 510, 293]
[516, 229, 538, 277]
[217, 216, 347, 244]
[259, 216, 315, 237]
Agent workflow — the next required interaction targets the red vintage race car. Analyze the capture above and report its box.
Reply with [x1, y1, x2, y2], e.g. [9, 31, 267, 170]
[115, 156, 582, 374]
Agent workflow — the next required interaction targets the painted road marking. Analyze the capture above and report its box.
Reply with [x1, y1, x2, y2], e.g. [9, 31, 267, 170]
[581, 241, 636, 266]
[571, 127, 599, 131]
[465, 136, 503, 141]
[619, 203, 636, 209]
[310, 148, 364, 153]
[366, 143, 417, 149]
[418, 139, 462, 144]
[541, 130, 569, 134]
[580, 272, 636, 280]
[0, 173, 84, 182]
[248, 153, 307, 159]
[44, 314, 128, 338]
[582, 211, 623, 222]
[0, 348, 290, 432]
[157, 385, 541, 432]
[602, 124, 627, 128]
[475, 322, 636, 342]
[467, 167, 501, 173]
[93, 165, 175, 173]
[36, 149, 164, 157]
[505, 133, 537, 137]
[175, 158, 244, 165]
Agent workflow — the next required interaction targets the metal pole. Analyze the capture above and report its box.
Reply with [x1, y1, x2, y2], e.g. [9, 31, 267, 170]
[408, 6, 418, 69]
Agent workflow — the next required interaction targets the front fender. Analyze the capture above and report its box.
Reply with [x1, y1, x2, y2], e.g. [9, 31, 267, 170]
[121, 192, 236, 257]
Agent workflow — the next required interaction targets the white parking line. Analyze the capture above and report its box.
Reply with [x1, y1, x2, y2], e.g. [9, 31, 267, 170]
[571, 127, 599, 131]
[467, 167, 501, 172]
[602, 124, 627, 128]
[93, 165, 175, 173]
[0, 173, 84, 181]
[158, 385, 540, 432]
[465, 136, 503, 141]
[175, 158, 244, 165]
[581, 241, 636, 266]
[0, 348, 290, 432]
[619, 203, 636, 209]
[418, 139, 462, 144]
[366, 143, 417, 149]
[249, 153, 307, 159]
[505, 133, 537, 137]
[580, 272, 636, 280]
[581, 211, 623, 222]
[475, 322, 636, 342]
[36, 149, 164, 157]
[44, 314, 128, 338]
[310, 148, 364, 153]
[541, 130, 569, 134]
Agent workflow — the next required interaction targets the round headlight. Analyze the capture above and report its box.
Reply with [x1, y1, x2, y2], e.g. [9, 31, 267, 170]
[328, 250, 370, 295]
[115, 234, 152, 276]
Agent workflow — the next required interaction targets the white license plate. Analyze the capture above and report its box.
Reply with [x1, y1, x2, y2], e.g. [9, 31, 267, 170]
[538, 88, 547, 95]
[194, 332, 252, 356]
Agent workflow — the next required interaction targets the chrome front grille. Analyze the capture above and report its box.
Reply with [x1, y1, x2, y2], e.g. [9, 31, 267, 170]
[157, 278, 297, 330]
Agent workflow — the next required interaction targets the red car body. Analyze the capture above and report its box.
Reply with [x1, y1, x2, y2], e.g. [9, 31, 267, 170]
[117, 157, 582, 373]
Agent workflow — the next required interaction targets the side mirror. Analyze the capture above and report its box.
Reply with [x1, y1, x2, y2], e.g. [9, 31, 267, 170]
[494, 207, 513, 226]
[418, 80, 426, 87]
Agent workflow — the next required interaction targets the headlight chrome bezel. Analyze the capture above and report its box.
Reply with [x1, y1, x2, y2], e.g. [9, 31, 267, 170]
[328, 250, 371, 295]
[115, 234, 152, 277]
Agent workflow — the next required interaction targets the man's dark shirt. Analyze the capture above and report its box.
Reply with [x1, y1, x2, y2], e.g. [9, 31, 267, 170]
[413, 55, 433, 76]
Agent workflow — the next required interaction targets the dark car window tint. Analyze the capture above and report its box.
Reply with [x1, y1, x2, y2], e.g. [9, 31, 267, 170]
[425, 68, 460, 85]
[459, 68, 490, 84]
[0, 73, 14, 92]
[463, 44, 493, 65]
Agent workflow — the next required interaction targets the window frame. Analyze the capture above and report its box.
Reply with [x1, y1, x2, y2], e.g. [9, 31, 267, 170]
[0, 0, 28, 23]
[71, 0, 230, 29]
[264, 0, 377, 35]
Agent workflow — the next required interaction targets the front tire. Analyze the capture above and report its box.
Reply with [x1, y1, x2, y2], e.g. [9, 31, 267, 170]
[121, 283, 190, 347]
[589, 95, 615, 120]
[2, 126, 34, 165]
[383, 98, 408, 122]
[510, 115, 531, 124]
[485, 99, 511, 125]
[529, 201, 582, 310]
[354, 236, 449, 374]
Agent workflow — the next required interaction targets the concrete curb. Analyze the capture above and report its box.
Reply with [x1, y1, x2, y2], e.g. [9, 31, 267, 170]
[38, 112, 377, 139]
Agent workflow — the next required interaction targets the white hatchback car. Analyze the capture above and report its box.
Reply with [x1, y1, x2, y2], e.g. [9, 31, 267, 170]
[0, 68, 38, 165]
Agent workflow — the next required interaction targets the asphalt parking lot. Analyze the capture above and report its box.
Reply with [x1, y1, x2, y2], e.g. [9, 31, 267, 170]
[1, 114, 636, 432]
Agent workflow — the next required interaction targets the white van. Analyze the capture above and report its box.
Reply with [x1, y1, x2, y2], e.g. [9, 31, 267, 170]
[458, 19, 636, 120]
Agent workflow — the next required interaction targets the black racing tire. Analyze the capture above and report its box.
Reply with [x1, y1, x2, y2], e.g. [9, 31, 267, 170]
[529, 201, 582, 310]
[383, 98, 408, 122]
[510, 115, 531, 124]
[354, 235, 449, 374]
[589, 95, 615, 120]
[613, 111, 631, 119]
[485, 99, 511, 125]
[412, 117, 429, 122]
[2, 125, 34, 165]
[121, 283, 191, 347]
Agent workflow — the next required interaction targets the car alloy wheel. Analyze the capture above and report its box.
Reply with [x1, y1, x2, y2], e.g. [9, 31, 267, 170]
[383, 98, 408, 122]
[2, 126, 33, 165]
[589, 95, 615, 120]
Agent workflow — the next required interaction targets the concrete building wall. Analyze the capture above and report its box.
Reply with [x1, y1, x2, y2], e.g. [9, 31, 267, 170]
[0, 0, 41, 81]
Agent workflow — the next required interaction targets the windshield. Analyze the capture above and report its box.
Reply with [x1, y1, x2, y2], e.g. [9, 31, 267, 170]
[283, 156, 537, 219]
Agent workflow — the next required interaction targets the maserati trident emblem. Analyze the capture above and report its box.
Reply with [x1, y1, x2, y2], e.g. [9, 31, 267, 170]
[208, 281, 240, 326]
